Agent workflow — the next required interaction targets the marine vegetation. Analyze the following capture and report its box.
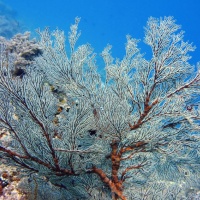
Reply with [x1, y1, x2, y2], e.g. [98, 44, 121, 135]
[0, 17, 200, 199]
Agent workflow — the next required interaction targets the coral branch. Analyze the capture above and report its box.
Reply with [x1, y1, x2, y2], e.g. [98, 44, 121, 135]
[121, 163, 145, 182]
[91, 166, 126, 200]
[129, 98, 158, 130]
[0, 146, 28, 158]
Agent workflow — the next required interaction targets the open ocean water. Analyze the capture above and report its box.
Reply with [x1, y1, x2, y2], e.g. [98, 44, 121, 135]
[1, 0, 200, 65]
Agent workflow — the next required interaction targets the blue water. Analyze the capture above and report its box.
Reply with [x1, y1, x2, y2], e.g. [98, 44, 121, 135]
[1, 0, 200, 66]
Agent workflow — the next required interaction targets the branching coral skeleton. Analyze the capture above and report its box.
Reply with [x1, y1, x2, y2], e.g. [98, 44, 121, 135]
[0, 16, 200, 199]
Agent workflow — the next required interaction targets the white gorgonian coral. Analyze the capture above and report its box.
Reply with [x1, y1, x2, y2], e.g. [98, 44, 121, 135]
[0, 17, 200, 200]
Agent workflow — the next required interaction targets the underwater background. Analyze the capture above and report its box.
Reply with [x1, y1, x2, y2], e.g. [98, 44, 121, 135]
[1, 0, 200, 68]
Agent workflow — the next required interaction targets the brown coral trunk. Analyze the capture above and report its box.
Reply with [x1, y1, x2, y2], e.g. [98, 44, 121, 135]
[92, 166, 126, 200]
[110, 140, 125, 200]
